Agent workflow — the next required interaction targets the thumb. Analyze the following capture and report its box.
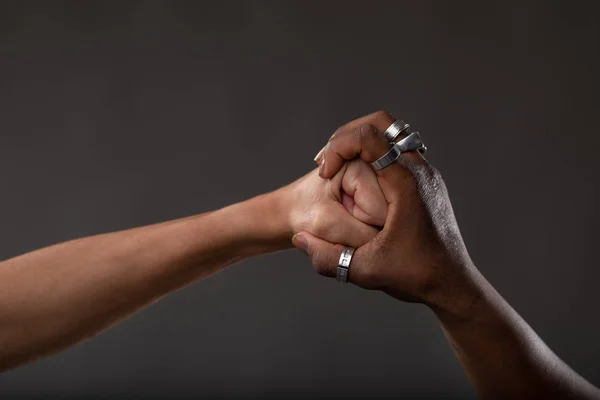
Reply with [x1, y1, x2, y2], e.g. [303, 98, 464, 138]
[292, 232, 346, 279]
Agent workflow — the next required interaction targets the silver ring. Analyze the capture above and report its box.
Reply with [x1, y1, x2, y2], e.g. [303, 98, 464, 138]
[370, 143, 402, 171]
[336, 246, 355, 283]
[370, 132, 427, 171]
[395, 131, 426, 154]
[384, 119, 410, 142]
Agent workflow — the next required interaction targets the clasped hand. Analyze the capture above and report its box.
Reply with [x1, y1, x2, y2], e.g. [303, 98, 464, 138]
[281, 111, 475, 308]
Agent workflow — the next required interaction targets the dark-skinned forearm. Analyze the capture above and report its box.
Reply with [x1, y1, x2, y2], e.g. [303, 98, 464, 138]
[429, 266, 600, 399]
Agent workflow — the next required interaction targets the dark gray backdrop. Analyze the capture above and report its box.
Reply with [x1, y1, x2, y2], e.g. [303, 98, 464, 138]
[0, 1, 598, 398]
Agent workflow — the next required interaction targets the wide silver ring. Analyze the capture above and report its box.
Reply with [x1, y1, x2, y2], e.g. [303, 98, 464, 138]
[371, 132, 427, 171]
[336, 246, 355, 283]
[384, 119, 410, 142]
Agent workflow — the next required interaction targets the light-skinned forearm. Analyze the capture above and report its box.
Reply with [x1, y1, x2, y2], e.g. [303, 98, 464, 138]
[430, 265, 600, 399]
[0, 191, 292, 372]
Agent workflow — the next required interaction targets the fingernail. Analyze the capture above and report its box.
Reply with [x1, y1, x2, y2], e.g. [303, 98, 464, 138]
[318, 153, 326, 178]
[313, 146, 326, 165]
[292, 234, 308, 254]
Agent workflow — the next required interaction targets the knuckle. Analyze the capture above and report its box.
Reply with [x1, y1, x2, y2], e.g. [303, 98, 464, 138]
[371, 109, 393, 121]
[357, 123, 379, 141]
[355, 123, 385, 161]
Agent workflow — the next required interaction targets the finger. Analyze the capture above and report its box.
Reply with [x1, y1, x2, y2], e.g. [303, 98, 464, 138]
[319, 110, 395, 176]
[314, 110, 395, 166]
[385, 122, 428, 166]
[292, 232, 371, 284]
[319, 123, 392, 178]
[327, 159, 386, 226]
[313, 146, 326, 165]
[309, 202, 380, 248]
[333, 110, 396, 141]
[341, 160, 387, 226]
[320, 123, 411, 205]
[341, 191, 357, 218]
[319, 111, 428, 168]
[292, 232, 341, 278]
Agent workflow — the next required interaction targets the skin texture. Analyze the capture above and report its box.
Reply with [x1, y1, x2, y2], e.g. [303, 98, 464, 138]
[0, 159, 384, 372]
[293, 110, 600, 400]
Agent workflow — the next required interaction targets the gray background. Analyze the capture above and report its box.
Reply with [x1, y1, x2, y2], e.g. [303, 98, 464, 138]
[0, 0, 598, 398]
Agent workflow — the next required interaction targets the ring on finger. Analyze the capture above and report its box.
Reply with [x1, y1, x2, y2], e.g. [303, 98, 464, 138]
[336, 246, 355, 284]
[370, 132, 426, 171]
[384, 119, 410, 142]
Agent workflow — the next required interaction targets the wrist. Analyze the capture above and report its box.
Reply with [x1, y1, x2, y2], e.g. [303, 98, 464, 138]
[217, 188, 295, 258]
[270, 174, 310, 237]
[260, 187, 296, 247]
[424, 262, 490, 322]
